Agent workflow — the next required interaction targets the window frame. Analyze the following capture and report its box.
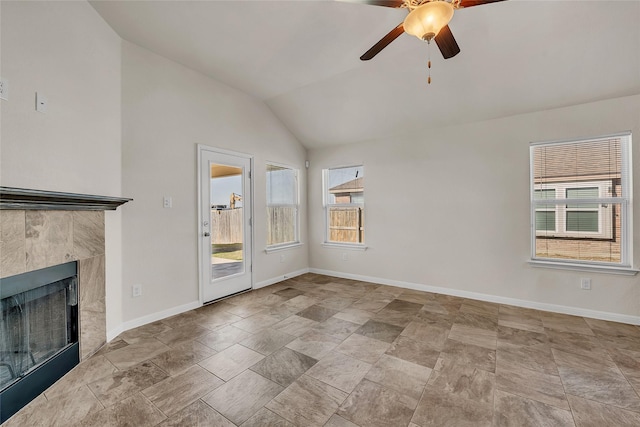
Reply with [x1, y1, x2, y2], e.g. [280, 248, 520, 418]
[529, 132, 636, 275]
[265, 162, 301, 251]
[322, 165, 366, 249]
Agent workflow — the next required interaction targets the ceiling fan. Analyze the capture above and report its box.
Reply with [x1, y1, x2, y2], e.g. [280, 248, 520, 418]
[345, 0, 506, 61]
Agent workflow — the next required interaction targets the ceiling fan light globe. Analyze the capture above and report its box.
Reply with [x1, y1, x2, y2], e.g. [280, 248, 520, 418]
[403, 1, 454, 41]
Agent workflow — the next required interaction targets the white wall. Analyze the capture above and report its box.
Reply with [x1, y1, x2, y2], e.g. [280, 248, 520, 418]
[0, 1, 124, 332]
[121, 42, 308, 323]
[308, 94, 640, 321]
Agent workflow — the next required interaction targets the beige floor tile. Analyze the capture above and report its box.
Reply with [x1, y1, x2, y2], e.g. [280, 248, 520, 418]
[384, 299, 424, 314]
[118, 321, 173, 344]
[239, 328, 296, 355]
[350, 297, 392, 313]
[155, 323, 214, 348]
[441, 339, 496, 373]
[372, 307, 417, 328]
[449, 323, 497, 350]
[365, 354, 431, 401]
[541, 313, 595, 336]
[250, 347, 318, 387]
[102, 337, 171, 370]
[199, 310, 244, 330]
[88, 361, 169, 406]
[496, 360, 569, 410]
[493, 390, 575, 427]
[498, 325, 548, 347]
[240, 407, 296, 427]
[266, 374, 348, 427]
[411, 387, 493, 427]
[75, 392, 166, 427]
[196, 324, 253, 351]
[567, 394, 640, 427]
[429, 357, 494, 404]
[324, 414, 360, 427]
[272, 314, 319, 336]
[297, 304, 340, 322]
[286, 329, 342, 359]
[338, 379, 417, 427]
[313, 317, 360, 340]
[335, 333, 391, 364]
[454, 312, 499, 332]
[142, 365, 224, 416]
[149, 340, 216, 375]
[158, 400, 234, 427]
[198, 343, 264, 380]
[497, 341, 558, 375]
[233, 313, 282, 333]
[356, 319, 405, 344]
[385, 335, 440, 368]
[401, 320, 449, 349]
[584, 318, 640, 339]
[305, 351, 372, 393]
[203, 370, 283, 425]
[333, 307, 376, 325]
[282, 295, 320, 310]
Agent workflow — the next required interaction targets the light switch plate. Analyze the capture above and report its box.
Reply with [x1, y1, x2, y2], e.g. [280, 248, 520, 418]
[0, 78, 8, 100]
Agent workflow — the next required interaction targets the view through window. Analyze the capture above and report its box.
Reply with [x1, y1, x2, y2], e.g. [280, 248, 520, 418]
[324, 165, 365, 245]
[530, 133, 631, 265]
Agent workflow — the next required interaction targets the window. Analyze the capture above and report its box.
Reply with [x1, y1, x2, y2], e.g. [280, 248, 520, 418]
[323, 165, 364, 245]
[530, 133, 632, 268]
[266, 164, 299, 248]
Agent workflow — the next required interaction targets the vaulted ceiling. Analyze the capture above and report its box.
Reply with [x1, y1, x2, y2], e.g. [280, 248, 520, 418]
[90, 0, 640, 149]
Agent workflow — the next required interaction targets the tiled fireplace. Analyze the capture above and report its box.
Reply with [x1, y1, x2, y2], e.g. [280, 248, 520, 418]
[0, 187, 130, 422]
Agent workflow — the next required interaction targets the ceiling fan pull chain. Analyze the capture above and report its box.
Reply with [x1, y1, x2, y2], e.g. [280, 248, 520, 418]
[427, 39, 432, 84]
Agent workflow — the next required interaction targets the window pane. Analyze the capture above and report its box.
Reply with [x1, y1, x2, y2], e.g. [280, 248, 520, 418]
[327, 166, 364, 205]
[531, 134, 630, 265]
[266, 164, 298, 246]
[329, 206, 364, 243]
[566, 211, 598, 232]
[566, 187, 598, 209]
[535, 211, 555, 231]
[267, 165, 297, 205]
[534, 189, 555, 210]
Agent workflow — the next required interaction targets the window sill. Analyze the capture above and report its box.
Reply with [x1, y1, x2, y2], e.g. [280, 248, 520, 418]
[264, 242, 303, 254]
[322, 242, 368, 251]
[529, 260, 639, 276]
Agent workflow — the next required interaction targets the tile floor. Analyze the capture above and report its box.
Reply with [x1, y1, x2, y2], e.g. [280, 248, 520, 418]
[5, 273, 640, 426]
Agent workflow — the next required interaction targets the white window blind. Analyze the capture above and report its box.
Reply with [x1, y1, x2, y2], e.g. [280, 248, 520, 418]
[266, 164, 299, 247]
[530, 133, 632, 266]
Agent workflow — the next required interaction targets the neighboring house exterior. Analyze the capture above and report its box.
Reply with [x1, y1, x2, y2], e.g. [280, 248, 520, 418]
[329, 177, 364, 204]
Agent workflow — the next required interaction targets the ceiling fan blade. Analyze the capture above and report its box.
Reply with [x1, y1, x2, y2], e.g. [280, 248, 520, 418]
[338, 0, 404, 8]
[360, 23, 405, 61]
[434, 25, 460, 59]
[459, 0, 507, 8]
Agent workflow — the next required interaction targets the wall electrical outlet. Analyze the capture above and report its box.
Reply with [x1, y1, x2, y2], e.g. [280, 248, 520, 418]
[132, 284, 142, 297]
[580, 278, 591, 290]
[0, 78, 8, 100]
[163, 196, 172, 208]
[36, 92, 47, 112]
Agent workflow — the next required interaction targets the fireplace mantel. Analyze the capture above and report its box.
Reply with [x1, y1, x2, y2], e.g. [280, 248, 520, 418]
[0, 187, 132, 211]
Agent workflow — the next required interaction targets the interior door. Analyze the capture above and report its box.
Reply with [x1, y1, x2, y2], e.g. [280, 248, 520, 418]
[199, 147, 252, 303]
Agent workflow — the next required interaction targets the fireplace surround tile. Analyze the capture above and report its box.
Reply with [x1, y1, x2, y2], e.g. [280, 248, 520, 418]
[73, 211, 105, 259]
[0, 210, 26, 277]
[79, 255, 107, 360]
[25, 211, 74, 271]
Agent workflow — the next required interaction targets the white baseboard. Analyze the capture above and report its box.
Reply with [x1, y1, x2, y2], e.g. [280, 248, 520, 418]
[107, 300, 202, 341]
[309, 268, 640, 326]
[254, 268, 310, 290]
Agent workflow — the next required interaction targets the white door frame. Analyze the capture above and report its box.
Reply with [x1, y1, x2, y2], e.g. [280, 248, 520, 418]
[197, 144, 254, 304]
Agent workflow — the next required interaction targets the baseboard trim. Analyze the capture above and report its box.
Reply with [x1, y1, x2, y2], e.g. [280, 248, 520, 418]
[111, 300, 202, 340]
[254, 268, 310, 290]
[309, 268, 640, 326]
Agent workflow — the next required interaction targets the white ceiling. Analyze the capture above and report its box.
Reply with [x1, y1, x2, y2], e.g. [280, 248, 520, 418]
[89, 0, 640, 149]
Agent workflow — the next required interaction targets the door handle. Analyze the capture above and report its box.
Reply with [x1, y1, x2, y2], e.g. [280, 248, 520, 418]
[204, 232, 210, 237]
